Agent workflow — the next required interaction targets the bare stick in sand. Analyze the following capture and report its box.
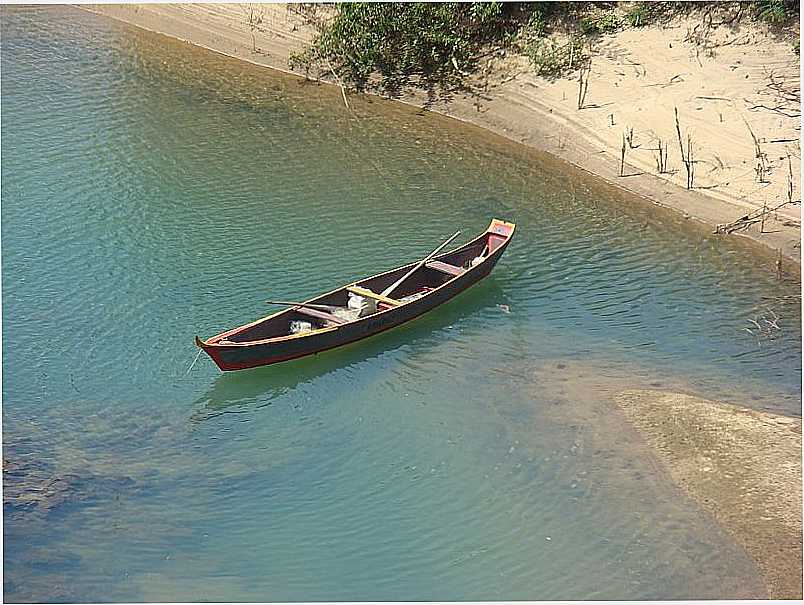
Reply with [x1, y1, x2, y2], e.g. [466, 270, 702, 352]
[744, 119, 770, 183]
[583, 59, 591, 107]
[655, 140, 662, 173]
[755, 153, 769, 183]
[625, 126, 635, 148]
[577, 66, 584, 109]
[786, 153, 794, 204]
[745, 120, 762, 157]
[241, 4, 265, 54]
[655, 139, 669, 174]
[620, 132, 626, 177]
[687, 134, 695, 189]
[776, 249, 783, 280]
[674, 108, 685, 172]
[674, 107, 694, 189]
[577, 57, 591, 110]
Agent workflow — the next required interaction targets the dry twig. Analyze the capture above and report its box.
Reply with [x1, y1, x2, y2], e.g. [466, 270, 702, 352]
[714, 200, 792, 234]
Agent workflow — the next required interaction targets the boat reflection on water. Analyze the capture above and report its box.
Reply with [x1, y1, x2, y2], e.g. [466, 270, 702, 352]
[190, 279, 506, 422]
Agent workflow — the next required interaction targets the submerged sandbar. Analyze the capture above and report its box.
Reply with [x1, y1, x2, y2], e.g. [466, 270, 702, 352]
[615, 389, 802, 599]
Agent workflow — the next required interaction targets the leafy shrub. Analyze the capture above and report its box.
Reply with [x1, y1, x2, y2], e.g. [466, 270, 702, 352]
[625, 4, 650, 27]
[621, 2, 691, 26]
[469, 0, 503, 31]
[523, 6, 548, 38]
[289, 2, 515, 96]
[753, 0, 798, 24]
[579, 11, 622, 35]
[521, 35, 587, 77]
[517, 6, 587, 77]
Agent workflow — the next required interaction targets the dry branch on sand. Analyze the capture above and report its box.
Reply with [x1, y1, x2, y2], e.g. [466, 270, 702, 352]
[748, 67, 801, 118]
[714, 200, 793, 235]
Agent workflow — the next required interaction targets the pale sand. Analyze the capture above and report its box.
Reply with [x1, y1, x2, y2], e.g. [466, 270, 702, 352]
[616, 390, 802, 599]
[85, 3, 801, 265]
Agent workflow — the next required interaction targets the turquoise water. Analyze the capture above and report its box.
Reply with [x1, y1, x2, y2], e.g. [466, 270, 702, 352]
[2, 6, 800, 602]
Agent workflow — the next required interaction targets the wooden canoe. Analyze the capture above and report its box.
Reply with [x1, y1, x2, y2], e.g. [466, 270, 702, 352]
[196, 218, 515, 371]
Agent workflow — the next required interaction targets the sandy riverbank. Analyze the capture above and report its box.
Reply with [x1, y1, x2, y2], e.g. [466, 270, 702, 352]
[85, 3, 800, 266]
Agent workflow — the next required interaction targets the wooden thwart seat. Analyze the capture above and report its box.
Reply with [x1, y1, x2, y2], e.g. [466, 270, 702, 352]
[296, 306, 347, 324]
[425, 260, 466, 277]
[347, 286, 401, 307]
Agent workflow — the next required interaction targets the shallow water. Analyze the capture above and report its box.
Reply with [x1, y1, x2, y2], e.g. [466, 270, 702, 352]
[2, 6, 800, 602]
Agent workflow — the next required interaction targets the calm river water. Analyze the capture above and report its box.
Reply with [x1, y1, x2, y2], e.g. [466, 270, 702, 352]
[2, 6, 801, 602]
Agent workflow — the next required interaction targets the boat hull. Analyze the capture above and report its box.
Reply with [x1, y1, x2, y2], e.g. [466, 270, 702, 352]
[197, 221, 514, 371]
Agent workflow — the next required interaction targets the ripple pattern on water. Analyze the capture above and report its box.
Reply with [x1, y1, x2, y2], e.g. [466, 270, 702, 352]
[2, 5, 797, 602]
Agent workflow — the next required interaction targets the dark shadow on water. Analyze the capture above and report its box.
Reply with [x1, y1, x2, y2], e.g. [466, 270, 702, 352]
[191, 280, 505, 421]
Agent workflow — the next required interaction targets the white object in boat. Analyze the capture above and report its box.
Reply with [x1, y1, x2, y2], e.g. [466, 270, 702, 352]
[290, 320, 313, 334]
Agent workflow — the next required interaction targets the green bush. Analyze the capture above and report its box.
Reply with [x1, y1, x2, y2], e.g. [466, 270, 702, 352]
[521, 35, 587, 77]
[621, 2, 691, 26]
[753, 0, 798, 24]
[579, 11, 622, 35]
[289, 2, 515, 96]
[625, 4, 650, 27]
[517, 5, 590, 77]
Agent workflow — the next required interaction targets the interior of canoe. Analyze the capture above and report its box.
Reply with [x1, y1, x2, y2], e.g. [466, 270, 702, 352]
[214, 230, 504, 344]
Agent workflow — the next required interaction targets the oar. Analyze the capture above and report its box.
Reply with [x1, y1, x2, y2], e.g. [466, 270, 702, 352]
[265, 300, 338, 311]
[381, 230, 461, 298]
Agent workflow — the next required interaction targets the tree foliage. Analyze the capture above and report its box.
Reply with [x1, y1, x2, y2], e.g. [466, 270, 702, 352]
[290, 2, 519, 96]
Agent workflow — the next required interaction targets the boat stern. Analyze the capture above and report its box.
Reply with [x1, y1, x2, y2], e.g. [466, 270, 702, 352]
[487, 218, 515, 237]
[486, 218, 515, 254]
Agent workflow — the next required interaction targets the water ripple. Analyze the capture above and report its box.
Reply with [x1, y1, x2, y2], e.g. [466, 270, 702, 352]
[2, 5, 795, 603]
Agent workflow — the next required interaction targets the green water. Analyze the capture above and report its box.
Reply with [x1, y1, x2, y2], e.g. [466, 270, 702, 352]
[2, 6, 800, 602]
